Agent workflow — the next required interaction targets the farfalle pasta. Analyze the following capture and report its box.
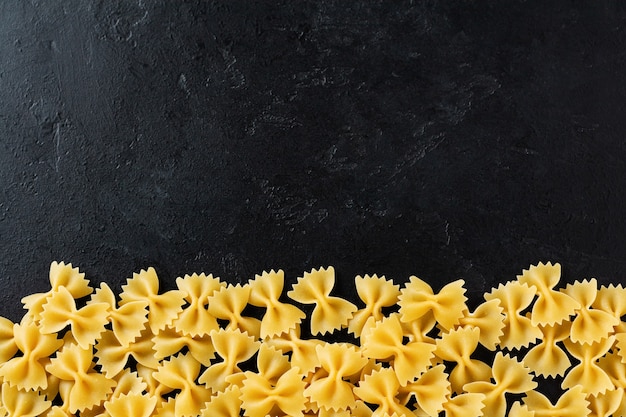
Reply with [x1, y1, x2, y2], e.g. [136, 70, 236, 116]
[3, 261, 626, 416]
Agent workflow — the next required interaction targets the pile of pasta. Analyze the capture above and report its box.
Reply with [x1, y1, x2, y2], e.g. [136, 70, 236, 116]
[0, 261, 625, 416]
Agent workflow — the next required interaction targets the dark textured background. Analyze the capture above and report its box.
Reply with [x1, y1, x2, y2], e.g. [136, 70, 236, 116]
[2, 1, 626, 323]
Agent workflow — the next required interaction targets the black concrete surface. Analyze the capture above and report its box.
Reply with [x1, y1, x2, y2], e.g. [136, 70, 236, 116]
[2, 0, 626, 328]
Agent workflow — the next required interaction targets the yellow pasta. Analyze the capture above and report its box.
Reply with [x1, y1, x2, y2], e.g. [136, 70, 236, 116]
[398, 276, 467, 331]
[288, 266, 357, 335]
[484, 281, 542, 350]
[5, 260, 626, 416]
[207, 284, 261, 338]
[434, 326, 491, 393]
[89, 282, 149, 347]
[349, 274, 400, 338]
[46, 343, 116, 413]
[172, 273, 223, 337]
[152, 353, 212, 417]
[464, 352, 537, 417]
[119, 267, 186, 334]
[247, 269, 306, 339]
[40, 286, 110, 349]
[361, 313, 436, 385]
[517, 261, 580, 326]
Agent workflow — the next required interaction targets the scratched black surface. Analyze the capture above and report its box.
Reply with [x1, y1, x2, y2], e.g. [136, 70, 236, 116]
[2, 1, 626, 330]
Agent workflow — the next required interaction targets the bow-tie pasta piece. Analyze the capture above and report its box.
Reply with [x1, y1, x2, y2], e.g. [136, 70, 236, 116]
[240, 366, 307, 417]
[464, 352, 537, 417]
[0, 382, 51, 417]
[598, 350, 626, 390]
[304, 343, 368, 412]
[265, 326, 324, 374]
[248, 269, 306, 339]
[172, 273, 224, 337]
[46, 343, 116, 413]
[0, 316, 18, 364]
[348, 274, 400, 338]
[200, 385, 242, 417]
[353, 367, 415, 417]
[594, 284, 626, 333]
[562, 279, 620, 345]
[207, 284, 261, 338]
[397, 364, 450, 416]
[456, 299, 505, 351]
[288, 267, 357, 336]
[517, 262, 580, 326]
[21, 261, 93, 322]
[95, 327, 160, 379]
[507, 401, 534, 417]
[586, 388, 622, 417]
[484, 281, 541, 350]
[362, 313, 436, 385]
[522, 321, 571, 378]
[524, 385, 588, 417]
[89, 282, 148, 347]
[0, 318, 63, 391]
[441, 393, 485, 417]
[104, 392, 158, 417]
[434, 326, 491, 393]
[152, 353, 213, 417]
[562, 336, 615, 395]
[198, 328, 260, 393]
[398, 276, 467, 331]
[152, 325, 215, 366]
[119, 267, 187, 334]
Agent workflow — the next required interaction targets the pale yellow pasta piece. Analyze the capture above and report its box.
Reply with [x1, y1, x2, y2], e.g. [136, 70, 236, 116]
[109, 369, 147, 399]
[154, 397, 176, 417]
[89, 282, 148, 347]
[21, 261, 92, 321]
[119, 267, 187, 334]
[153, 353, 213, 417]
[353, 367, 414, 417]
[288, 266, 357, 335]
[40, 286, 110, 349]
[304, 343, 368, 411]
[42, 406, 73, 417]
[562, 279, 619, 345]
[457, 299, 505, 351]
[484, 281, 541, 350]
[362, 313, 436, 385]
[517, 262, 580, 326]
[136, 363, 170, 399]
[152, 325, 215, 366]
[240, 366, 306, 417]
[398, 276, 467, 331]
[0, 317, 17, 365]
[256, 344, 291, 384]
[594, 284, 626, 318]
[198, 328, 260, 393]
[0, 318, 63, 390]
[434, 327, 491, 394]
[207, 284, 261, 338]
[95, 328, 159, 378]
[507, 401, 534, 417]
[397, 364, 450, 416]
[1, 382, 51, 417]
[524, 385, 588, 417]
[199, 385, 242, 417]
[248, 269, 306, 339]
[563, 335, 615, 395]
[399, 311, 437, 344]
[598, 350, 626, 388]
[522, 321, 571, 377]
[442, 393, 486, 417]
[265, 326, 324, 374]
[464, 352, 537, 417]
[586, 389, 622, 417]
[172, 273, 224, 337]
[46, 343, 116, 413]
[348, 274, 400, 338]
[104, 392, 158, 417]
